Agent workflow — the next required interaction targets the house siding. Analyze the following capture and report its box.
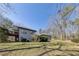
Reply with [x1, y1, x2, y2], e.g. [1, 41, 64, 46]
[18, 28, 35, 41]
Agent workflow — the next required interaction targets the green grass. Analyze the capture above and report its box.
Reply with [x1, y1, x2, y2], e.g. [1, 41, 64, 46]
[0, 40, 79, 56]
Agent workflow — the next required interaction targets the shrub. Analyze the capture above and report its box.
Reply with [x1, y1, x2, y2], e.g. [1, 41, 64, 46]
[71, 38, 79, 43]
[38, 34, 50, 42]
[21, 38, 30, 42]
[0, 28, 8, 43]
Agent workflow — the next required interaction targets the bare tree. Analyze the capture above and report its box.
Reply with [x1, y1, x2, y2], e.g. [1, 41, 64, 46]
[47, 4, 76, 40]
[0, 3, 14, 42]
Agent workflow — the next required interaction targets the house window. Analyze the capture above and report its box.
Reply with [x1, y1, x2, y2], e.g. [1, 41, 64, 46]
[23, 31, 27, 34]
[24, 32, 27, 34]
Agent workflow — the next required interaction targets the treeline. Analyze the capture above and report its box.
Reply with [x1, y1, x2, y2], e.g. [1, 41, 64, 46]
[46, 4, 79, 43]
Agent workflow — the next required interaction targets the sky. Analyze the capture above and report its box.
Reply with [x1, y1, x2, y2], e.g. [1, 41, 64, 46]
[5, 3, 78, 31]
[6, 3, 61, 30]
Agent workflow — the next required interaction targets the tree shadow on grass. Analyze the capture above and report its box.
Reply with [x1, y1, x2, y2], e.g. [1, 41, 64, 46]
[0, 46, 42, 52]
[0, 43, 26, 50]
[38, 45, 79, 56]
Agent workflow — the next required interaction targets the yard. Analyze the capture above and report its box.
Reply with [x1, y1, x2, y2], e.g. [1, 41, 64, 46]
[0, 40, 79, 56]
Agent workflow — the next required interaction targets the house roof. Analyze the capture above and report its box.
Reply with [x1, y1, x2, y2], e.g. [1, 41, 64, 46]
[17, 26, 36, 32]
[0, 25, 37, 33]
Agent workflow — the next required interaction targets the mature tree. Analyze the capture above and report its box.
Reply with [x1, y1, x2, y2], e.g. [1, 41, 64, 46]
[73, 18, 79, 38]
[47, 4, 76, 40]
[0, 3, 15, 15]
[0, 16, 13, 42]
[0, 3, 14, 42]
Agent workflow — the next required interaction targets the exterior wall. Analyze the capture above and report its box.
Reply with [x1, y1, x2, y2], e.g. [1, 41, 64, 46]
[19, 28, 34, 41]
[8, 36, 15, 42]
[0, 25, 36, 42]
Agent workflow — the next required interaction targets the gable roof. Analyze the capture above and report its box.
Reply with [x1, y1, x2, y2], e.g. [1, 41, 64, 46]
[17, 26, 36, 32]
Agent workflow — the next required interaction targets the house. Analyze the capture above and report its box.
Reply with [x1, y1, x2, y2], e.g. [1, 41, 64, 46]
[0, 26, 36, 42]
[17, 26, 36, 42]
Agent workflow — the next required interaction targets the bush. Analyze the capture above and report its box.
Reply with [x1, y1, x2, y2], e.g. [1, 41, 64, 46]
[21, 38, 30, 42]
[0, 28, 8, 43]
[71, 38, 79, 43]
[38, 34, 50, 42]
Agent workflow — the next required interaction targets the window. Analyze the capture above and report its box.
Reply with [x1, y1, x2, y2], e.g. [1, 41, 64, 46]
[22, 30, 27, 34]
[24, 32, 27, 34]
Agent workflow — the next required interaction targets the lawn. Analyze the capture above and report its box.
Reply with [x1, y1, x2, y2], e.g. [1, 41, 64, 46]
[0, 40, 79, 56]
